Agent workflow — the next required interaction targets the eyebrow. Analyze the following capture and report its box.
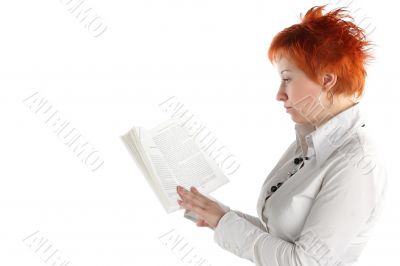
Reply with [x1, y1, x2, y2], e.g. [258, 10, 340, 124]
[280, 69, 292, 74]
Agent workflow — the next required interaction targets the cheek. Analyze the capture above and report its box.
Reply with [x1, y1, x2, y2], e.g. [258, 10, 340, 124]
[287, 80, 319, 105]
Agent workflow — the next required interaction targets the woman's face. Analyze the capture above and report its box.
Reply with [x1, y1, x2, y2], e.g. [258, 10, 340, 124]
[275, 56, 328, 125]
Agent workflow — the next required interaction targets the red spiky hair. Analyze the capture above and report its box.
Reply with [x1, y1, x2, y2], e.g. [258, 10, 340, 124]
[268, 4, 375, 99]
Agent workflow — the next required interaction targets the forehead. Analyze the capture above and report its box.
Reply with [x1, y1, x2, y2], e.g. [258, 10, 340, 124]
[276, 56, 297, 72]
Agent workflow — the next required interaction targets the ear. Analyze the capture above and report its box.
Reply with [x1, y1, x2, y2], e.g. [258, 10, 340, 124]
[322, 73, 337, 91]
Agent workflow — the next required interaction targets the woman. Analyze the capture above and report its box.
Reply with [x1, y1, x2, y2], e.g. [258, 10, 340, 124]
[176, 5, 387, 266]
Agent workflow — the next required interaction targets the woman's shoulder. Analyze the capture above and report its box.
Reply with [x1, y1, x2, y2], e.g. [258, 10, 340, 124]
[323, 127, 388, 201]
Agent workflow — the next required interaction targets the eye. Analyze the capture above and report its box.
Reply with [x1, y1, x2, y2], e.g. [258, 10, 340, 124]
[282, 78, 290, 82]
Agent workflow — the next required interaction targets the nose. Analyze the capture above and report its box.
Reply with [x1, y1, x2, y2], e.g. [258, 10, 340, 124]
[276, 85, 288, 102]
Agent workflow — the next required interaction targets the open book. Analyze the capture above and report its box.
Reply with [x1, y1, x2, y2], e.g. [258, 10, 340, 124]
[121, 117, 229, 220]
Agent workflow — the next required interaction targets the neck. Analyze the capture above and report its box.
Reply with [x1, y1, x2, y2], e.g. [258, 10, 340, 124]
[315, 97, 357, 128]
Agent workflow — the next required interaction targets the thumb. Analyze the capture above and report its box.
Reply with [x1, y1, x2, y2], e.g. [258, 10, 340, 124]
[196, 219, 210, 227]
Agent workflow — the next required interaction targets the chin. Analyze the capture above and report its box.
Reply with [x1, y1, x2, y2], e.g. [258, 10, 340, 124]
[290, 114, 308, 124]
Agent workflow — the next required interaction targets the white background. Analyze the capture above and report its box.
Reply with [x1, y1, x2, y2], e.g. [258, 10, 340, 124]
[1, 0, 399, 265]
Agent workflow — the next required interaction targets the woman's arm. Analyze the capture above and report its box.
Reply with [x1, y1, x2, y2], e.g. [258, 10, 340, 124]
[230, 210, 267, 232]
[210, 196, 267, 232]
[213, 161, 387, 265]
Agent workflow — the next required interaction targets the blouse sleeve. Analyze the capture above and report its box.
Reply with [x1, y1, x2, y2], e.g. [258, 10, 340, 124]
[230, 210, 268, 232]
[211, 197, 267, 232]
[213, 161, 386, 266]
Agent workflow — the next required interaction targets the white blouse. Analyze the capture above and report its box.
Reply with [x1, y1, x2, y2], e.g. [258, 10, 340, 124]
[213, 102, 388, 266]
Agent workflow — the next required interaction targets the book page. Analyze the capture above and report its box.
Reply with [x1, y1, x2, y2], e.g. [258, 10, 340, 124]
[121, 128, 169, 202]
[142, 118, 229, 207]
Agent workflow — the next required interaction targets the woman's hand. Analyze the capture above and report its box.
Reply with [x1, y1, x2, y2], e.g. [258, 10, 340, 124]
[176, 185, 227, 229]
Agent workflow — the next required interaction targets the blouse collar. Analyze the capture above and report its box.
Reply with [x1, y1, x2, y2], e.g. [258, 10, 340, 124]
[294, 102, 366, 168]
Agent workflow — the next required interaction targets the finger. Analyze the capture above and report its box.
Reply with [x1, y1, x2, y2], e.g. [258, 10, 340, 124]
[197, 219, 207, 225]
[189, 186, 211, 205]
[178, 186, 208, 208]
[196, 219, 210, 227]
[179, 199, 206, 216]
[190, 186, 207, 199]
[197, 222, 208, 227]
